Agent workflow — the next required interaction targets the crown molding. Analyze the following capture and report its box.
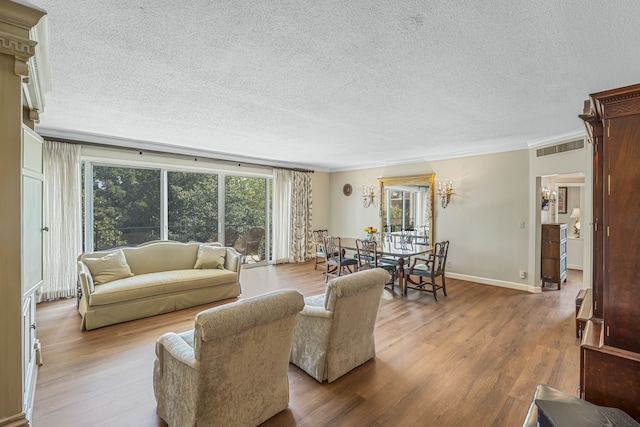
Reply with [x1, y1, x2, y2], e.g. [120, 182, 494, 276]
[0, 0, 46, 30]
[526, 129, 585, 149]
[22, 15, 50, 115]
[36, 127, 328, 172]
[0, 0, 46, 77]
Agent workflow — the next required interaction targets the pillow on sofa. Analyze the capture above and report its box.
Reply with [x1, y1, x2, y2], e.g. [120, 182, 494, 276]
[83, 250, 134, 285]
[194, 245, 226, 270]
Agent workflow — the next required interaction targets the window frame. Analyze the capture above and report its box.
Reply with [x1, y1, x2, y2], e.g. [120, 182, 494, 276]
[81, 152, 272, 265]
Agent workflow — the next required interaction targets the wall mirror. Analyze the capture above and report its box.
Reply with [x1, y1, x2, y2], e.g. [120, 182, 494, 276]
[378, 174, 435, 246]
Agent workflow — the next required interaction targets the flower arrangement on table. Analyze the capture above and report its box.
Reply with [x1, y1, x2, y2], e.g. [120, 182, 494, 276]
[363, 226, 378, 241]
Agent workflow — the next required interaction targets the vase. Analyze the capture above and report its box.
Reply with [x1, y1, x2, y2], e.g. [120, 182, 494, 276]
[365, 234, 375, 242]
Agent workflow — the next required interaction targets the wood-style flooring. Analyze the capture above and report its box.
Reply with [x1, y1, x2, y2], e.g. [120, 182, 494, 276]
[32, 264, 583, 427]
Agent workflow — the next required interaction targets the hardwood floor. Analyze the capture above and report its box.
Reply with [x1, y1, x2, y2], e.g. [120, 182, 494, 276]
[33, 264, 582, 427]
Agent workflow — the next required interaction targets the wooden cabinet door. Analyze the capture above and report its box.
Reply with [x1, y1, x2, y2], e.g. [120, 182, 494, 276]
[592, 131, 604, 319]
[21, 125, 43, 419]
[604, 115, 640, 354]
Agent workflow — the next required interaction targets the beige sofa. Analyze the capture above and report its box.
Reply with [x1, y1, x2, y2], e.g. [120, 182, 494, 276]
[77, 241, 242, 330]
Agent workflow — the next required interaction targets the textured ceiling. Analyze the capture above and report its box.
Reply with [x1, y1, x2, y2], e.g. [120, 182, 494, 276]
[31, 1, 640, 171]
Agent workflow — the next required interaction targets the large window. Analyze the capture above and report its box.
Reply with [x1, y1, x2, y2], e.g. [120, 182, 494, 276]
[92, 165, 161, 249]
[83, 161, 271, 265]
[168, 171, 218, 243]
[225, 176, 268, 261]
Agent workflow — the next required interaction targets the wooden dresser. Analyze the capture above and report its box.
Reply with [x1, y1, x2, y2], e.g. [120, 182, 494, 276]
[579, 83, 640, 421]
[541, 223, 567, 290]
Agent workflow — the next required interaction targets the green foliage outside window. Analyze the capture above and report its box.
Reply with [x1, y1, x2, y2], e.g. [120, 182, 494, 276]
[93, 166, 160, 249]
[89, 165, 270, 255]
[168, 171, 218, 243]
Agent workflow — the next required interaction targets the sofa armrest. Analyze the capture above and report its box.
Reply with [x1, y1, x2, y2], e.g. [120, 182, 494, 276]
[77, 260, 95, 298]
[224, 247, 242, 273]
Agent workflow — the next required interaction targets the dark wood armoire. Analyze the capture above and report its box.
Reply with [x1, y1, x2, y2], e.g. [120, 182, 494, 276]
[579, 84, 640, 421]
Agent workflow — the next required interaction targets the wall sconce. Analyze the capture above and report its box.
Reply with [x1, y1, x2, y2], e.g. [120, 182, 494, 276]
[362, 185, 376, 208]
[437, 180, 454, 208]
[570, 207, 581, 237]
[541, 187, 556, 211]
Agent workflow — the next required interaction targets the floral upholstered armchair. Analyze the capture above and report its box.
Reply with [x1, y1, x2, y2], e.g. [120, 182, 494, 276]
[290, 268, 389, 383]
[153, 289, 304, 427]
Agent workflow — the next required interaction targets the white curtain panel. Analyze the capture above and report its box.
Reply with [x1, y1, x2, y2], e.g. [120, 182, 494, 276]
[272, 169, 292, 264]
[272, 169, 313, 264]
[41, 140, 82, 301]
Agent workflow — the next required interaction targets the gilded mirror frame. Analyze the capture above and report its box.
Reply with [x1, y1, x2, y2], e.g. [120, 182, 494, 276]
[378, 174, 435, 246]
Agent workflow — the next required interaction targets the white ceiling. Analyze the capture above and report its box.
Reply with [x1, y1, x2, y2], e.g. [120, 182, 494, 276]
[31, 1, 640, 172]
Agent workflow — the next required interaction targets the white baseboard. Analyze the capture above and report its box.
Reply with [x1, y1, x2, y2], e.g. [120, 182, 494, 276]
[567, 264, 583, 270]
[0, 412, 28, 427]
[447, 272, 541, 293]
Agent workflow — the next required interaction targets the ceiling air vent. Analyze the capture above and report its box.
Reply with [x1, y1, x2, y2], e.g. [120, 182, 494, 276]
[536, 139, 585, 157]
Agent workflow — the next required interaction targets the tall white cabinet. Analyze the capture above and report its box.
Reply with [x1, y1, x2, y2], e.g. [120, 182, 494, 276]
[21, 126, 44, 420]
[0, 1, 48, 425]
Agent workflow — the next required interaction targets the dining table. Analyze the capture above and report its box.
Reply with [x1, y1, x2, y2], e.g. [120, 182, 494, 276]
[339, 237, 433, 295]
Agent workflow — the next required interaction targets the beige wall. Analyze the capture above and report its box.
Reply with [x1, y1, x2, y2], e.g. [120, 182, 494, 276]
[317, 142, 592, 292]
[530, 138, 592, 288]
[324, 150, 534, 291]
[310, 171, 330, 231]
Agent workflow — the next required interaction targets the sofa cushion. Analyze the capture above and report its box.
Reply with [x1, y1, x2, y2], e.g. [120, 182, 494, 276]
[83, 250, 134, 285]
[122, 242, 201, 275]
[89, 269, 238, 306]
[194, 245, 226, 270]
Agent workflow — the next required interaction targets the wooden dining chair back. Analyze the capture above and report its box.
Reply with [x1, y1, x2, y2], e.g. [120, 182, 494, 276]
[312, 229, 329, 270]
[324, 236, 358, 282]
[405, 240, 450, 300]
[392, 230, 414, 251]
[355, 239, 398, 290]
[354, 239, 378, 270]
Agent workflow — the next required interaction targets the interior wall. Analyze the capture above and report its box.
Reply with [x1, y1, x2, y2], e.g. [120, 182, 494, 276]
[310, 171, 330, 231]
[329, 149, 532, 291]
[557, 186, 581, 226]
[529, 138, 592, 288]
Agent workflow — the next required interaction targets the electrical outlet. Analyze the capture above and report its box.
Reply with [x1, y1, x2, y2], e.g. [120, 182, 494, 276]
[446, 260, 451, 268]
[519, 221, 525, 228]
[519, 270, 526, 279]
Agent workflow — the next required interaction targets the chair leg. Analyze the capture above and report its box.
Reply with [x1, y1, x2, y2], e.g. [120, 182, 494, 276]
[442, 275, 447, 297]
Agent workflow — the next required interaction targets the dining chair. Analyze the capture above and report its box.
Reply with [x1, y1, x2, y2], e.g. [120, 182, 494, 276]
[355, 239, 398, 291]
[312, 229, 329, 270]
[324, 236, 358, 282]
[404, 240, 450, 300]
[377, 231, 411, 270]
[392, 230, 415, 251]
